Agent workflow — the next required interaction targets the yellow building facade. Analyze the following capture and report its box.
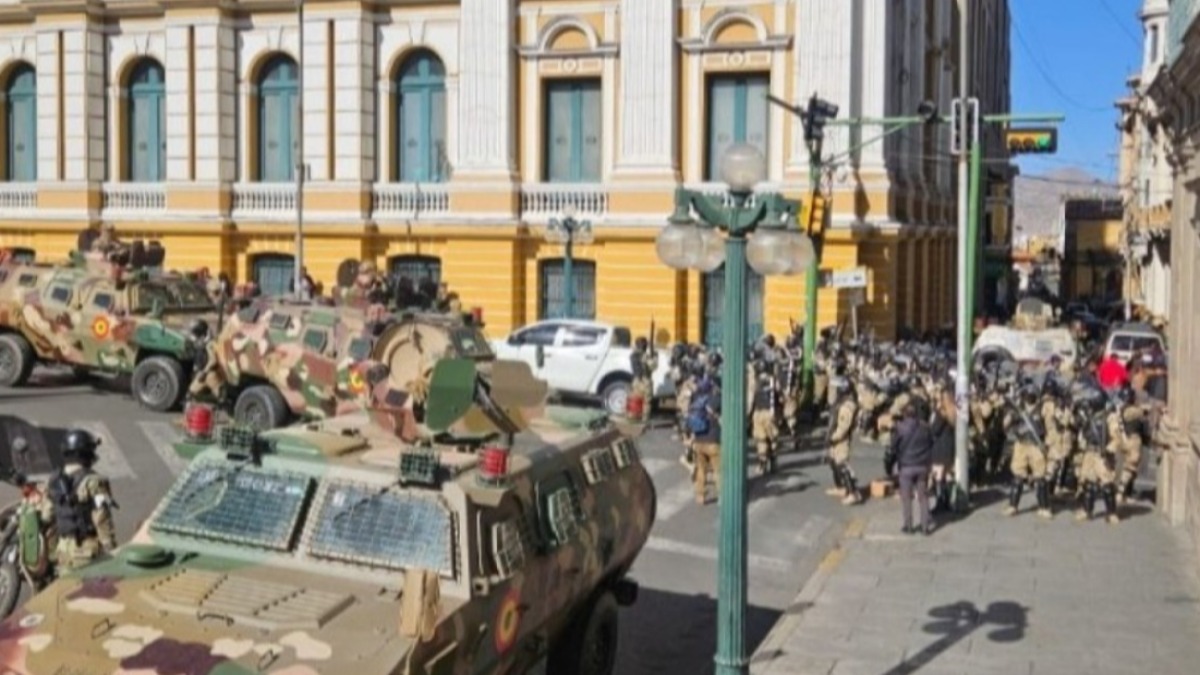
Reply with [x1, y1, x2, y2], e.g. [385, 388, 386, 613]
[0, 0, 1010, 343]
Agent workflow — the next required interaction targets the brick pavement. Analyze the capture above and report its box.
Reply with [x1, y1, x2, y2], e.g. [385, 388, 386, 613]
[750, 490, 1200, 675]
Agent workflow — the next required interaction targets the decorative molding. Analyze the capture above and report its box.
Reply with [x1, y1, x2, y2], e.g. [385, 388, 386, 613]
[701, 50, 772, 70]
[538, 57, 603, 76]
[517, 15, 618, 59]
[679, 8, 791, 53]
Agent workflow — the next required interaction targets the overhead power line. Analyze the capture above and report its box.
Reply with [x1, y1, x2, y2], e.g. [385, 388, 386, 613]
[1011, 12, 1115, 113]
[1097, 0, 1144, 48]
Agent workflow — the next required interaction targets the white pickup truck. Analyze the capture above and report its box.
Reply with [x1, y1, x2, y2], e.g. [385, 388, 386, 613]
[491, 319, 675, 415]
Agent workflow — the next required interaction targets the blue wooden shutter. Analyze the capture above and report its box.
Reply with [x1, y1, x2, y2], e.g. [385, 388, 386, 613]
[128, 60, 165, 182]
[579, 80, 601, 181]
[5, 65, 36, 181]
[254, 255, 295, 296]
[259, 57, 297, 182]
[545, 83, 573, 182]
[745, 76, 769, 161]
[702, 265, 764, 347]
[707, 78, 736, 181]
[539, 259, 596, 320]
[396, 52, 447, 183]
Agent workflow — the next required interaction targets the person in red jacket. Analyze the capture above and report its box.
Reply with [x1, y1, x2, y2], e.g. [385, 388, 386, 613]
[1097, 353, 1129, 391]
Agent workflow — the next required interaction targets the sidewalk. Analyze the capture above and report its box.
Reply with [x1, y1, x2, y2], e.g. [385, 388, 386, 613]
[750, 491, 1200, 675]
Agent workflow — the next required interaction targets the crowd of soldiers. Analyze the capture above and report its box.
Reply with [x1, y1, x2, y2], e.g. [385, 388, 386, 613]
[664, 324, 1167, 524]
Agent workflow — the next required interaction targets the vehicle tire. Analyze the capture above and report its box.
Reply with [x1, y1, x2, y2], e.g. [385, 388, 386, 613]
[234, 385, 291, 431]
[132, 356, 185, 412]
[600, 379, 632, 416]
[547, 591, 619, 675]
[0, 554, 21, 620]
[72, 365, 91, 381]
[0, 333, 35, 388]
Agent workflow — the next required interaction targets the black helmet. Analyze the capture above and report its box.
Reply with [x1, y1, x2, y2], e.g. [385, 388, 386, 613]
[62, 428, 100, 464]
[762, 334, 776, 349]
[635, 336, 648, 351]
[1117, 386, 1135, 405]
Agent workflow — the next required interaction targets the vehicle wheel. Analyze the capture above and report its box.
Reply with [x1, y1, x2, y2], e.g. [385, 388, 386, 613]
[234, 385, 291, 431]
[0, 554, 21, 620]
[0, 334, 35, 388]
[600, 379, 631, 416]
[547, 591, 619, 675]
[132, 356, 185, 412]
[72, 365, 91, 380]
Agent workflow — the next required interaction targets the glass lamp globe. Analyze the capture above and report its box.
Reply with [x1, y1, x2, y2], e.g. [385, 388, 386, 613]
[786, 232, 816, 274]
[720, 144, 767, 194]
[695, 227, 727, 272]
[747, 228, 795, 276]
[656, 223, 702, 270]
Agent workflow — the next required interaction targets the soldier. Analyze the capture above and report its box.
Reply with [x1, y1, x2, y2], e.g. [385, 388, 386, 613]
[1075, 394, 1121, 523]
[187, 324, 225, 404]
[750, 363, 779, 475]
[630, 336, 657, 423]
[1002, 384, 1052, 518]
[92, 222, 122, 256]
[48, 429, 117, 572]
[1041, 377, 1071, 496]
[826, 377, 861, 505]
[1112, 387, 1146, 505]
[688, 379, 721, 505]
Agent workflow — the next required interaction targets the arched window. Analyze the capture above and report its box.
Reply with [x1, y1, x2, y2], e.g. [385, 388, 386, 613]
[395, 50, 447, 183]
[256, 55, 299, 182]
[3, 63, 36, 181]
[126, 59, 166, 181]
[539, 258, 595, 319]
[252, 253, 296, 297]
[701, 264, 764, 347]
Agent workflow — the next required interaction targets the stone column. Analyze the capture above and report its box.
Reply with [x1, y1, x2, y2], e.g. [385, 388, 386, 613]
[34, 29, 62, 183]
[301, 15, 331, 183]
[791, 0, 854, 185]
[456, 0, 516, 179]
[331, 14, 375, 184]
[614, 0, 676, 179]
[856, 0, 890, 176]
[165, 22, 192, 182]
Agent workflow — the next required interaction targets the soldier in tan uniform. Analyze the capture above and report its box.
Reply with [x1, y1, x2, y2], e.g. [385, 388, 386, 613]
[47, 429, 117, 572]
[1111, 388, 1146, 505]
[1040, 379, 1072, 496]
[1002, 385, 1052, 518]
[1074, 394, 1121, 524]
[750, 364, 779, 475]
[826, 378, 861, 505]
[630, 337, 657, 423]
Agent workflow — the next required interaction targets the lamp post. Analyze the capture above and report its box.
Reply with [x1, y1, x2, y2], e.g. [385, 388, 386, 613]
[655, 145, 811, 675]
[547, 205, 593, 318]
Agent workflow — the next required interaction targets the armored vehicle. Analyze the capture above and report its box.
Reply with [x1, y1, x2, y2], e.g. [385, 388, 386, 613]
[0, 351, 655, 675]
[973, 296, 1077, 366]
[193, 296, 495, 431]
[0, 239, 217, 411]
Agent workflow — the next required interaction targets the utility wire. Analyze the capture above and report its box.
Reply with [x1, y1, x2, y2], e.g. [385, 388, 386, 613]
[1097, 0, 1144, 48]
[1011, 12, 1115, 113]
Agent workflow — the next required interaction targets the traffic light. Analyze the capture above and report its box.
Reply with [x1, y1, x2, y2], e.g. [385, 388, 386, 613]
[803, 94, 839, 143]
[1005, 127, 1058, 154]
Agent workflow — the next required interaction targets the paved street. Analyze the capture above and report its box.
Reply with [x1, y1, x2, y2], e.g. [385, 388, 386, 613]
[0, 368, 882, 675]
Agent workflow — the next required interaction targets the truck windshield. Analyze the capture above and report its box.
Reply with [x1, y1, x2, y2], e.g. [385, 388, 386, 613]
[150, 462, 312, 551]
[136, 280, 215, 312]
[307, 482, 455, 575]
[450, 327, 495, 359]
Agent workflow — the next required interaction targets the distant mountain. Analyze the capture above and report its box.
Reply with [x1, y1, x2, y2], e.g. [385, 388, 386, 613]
[1013, 167, 1119, 240]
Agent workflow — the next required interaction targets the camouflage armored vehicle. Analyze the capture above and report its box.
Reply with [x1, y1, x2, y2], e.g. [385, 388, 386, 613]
[0, 351, 655, 675]
[0, 238, 217, 411]
[192, 296, 494, 431]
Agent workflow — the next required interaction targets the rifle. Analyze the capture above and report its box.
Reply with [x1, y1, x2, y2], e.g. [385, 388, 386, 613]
[648, 317, 657, 356]
[1005, 395, 1047, 452]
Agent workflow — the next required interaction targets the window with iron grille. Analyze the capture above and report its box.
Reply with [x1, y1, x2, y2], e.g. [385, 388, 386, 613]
[538, 258, 596, 320]
[491, 519, 527, 579]
[582, 446, 617, 485]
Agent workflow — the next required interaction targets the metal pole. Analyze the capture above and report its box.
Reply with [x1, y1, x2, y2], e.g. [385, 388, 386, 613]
[953, 0, 972, 498]
[563, 223, 575, 319]
[293, 0, 306, 300]
[715, 226, 749, 675]
[802, 156, 821, 405]
[966, 106, 982, 353]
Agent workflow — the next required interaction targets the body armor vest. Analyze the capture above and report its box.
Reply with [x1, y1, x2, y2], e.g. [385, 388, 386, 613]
[48, 470, 96, 543]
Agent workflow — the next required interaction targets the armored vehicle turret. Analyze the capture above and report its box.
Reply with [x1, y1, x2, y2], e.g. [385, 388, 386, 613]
[191, 295, 498, 430]
[0, 349, 655, 675]
[0, 234, 217, 411]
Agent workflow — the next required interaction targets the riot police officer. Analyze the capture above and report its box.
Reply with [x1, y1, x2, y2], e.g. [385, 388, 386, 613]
[1075, 391, 1120, 523]
[48, 429, 117, 571]
[750, 362, 779, 475]
[1003, 384, 1052, 519]
[630, 337, 657, 423]
[826, 378, 861, 505]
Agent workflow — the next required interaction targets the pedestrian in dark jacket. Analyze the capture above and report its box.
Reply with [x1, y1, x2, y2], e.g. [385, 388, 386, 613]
[890, 402, 934, 534]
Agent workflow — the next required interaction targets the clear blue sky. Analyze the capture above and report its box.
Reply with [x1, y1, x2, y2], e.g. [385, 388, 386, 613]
[1010, 0, 1143, 182]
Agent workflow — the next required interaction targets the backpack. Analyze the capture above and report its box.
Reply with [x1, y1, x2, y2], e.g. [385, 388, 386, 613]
[47, 470, 96, 543]
[686, 395, 711, 436]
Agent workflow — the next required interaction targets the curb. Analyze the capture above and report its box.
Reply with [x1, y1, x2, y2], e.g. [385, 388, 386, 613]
[749, 516, 866, 673]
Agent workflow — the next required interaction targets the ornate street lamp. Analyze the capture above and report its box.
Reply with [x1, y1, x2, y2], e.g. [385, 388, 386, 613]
[655, 144, 812, 675]
[547, 205, 593, 318]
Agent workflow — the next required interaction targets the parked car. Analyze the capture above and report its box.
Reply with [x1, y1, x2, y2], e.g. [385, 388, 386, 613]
[492, 320, 675, 415]
[1103, 322, 1166, 364]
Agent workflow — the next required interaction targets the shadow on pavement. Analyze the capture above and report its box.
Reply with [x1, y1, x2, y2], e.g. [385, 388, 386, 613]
[882, 600, 1028, 675]
[616, 586, 781, 675]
